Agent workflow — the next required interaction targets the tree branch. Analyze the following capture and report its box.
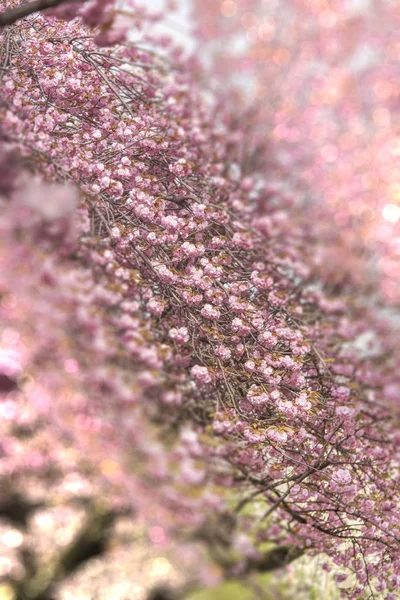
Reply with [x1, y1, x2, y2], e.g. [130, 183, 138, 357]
[0, 0, 79, 27]
[244, 545, 304, 574]
[0, 492, 44, 527]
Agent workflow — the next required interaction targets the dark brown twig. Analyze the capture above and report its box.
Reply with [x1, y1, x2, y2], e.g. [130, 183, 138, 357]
[0, 0, 81, 27]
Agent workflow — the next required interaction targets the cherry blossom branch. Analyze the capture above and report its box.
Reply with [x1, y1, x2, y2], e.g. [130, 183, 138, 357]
[0, 0, 76, 27]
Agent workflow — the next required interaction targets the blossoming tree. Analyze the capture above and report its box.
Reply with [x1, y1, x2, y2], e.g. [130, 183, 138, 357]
[0, 1, 399, 599]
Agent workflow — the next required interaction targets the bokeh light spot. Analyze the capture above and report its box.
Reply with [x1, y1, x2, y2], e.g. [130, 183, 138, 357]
[0, 584, 15, 600]
[321, 144, 339, 163]
[3, 529, 23, 549]
[220, 1, 236, 17]
[382, 204, 400, 223]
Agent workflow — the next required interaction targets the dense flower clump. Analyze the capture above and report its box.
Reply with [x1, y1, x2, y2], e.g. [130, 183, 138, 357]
[0, 2, 399, 599]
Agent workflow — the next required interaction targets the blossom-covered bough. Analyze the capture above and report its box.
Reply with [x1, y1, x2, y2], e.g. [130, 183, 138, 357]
[0, 1, 399, 599]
